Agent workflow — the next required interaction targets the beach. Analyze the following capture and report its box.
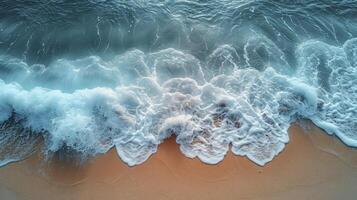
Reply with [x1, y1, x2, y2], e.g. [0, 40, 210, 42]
[0, 122, 356, 200]
[1, 1, 357, 200]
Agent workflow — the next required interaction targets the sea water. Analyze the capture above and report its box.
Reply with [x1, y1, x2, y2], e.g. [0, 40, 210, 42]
[0, 0, 356, 166]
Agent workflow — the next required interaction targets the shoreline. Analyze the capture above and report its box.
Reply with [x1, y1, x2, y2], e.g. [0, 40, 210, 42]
[0, 122, 357, 200]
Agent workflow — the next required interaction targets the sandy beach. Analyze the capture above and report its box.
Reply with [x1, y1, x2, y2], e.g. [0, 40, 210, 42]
[0, 122, 356, 200]
[1, 1, 357, 200]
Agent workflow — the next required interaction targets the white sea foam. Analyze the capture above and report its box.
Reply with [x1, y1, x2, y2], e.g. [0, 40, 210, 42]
[0, 38, 356, 167]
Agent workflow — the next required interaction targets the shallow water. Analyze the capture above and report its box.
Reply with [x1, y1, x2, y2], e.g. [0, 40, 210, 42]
[0, 0, 356, 166]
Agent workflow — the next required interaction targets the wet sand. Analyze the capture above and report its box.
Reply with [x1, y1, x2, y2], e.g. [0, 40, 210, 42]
[0, 122, 357, 200]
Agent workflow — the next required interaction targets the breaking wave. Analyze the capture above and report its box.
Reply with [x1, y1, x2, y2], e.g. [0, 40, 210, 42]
[0, 0, 356, 166]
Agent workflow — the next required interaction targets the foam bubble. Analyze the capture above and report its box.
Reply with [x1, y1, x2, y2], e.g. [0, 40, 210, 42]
[297, 39, 357, 147]
[0, 41, 356, 167]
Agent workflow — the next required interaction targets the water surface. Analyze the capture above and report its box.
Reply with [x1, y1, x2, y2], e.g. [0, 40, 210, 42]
[0, 0, 356, 166]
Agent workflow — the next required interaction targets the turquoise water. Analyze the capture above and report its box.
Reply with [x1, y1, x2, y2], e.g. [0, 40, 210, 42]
[0, 0, 356, 166]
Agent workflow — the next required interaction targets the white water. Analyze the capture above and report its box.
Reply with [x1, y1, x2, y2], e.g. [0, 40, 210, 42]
[0, 38, 356, 166]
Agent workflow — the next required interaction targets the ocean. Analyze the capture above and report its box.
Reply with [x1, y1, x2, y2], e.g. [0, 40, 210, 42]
[0, 0, 356, 167]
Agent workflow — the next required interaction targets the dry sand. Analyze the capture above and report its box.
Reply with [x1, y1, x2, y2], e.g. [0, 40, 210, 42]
[0, 122, 357, 200]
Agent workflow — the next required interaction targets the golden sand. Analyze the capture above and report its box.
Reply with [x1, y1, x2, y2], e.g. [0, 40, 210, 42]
[0, 122, 357, 200]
